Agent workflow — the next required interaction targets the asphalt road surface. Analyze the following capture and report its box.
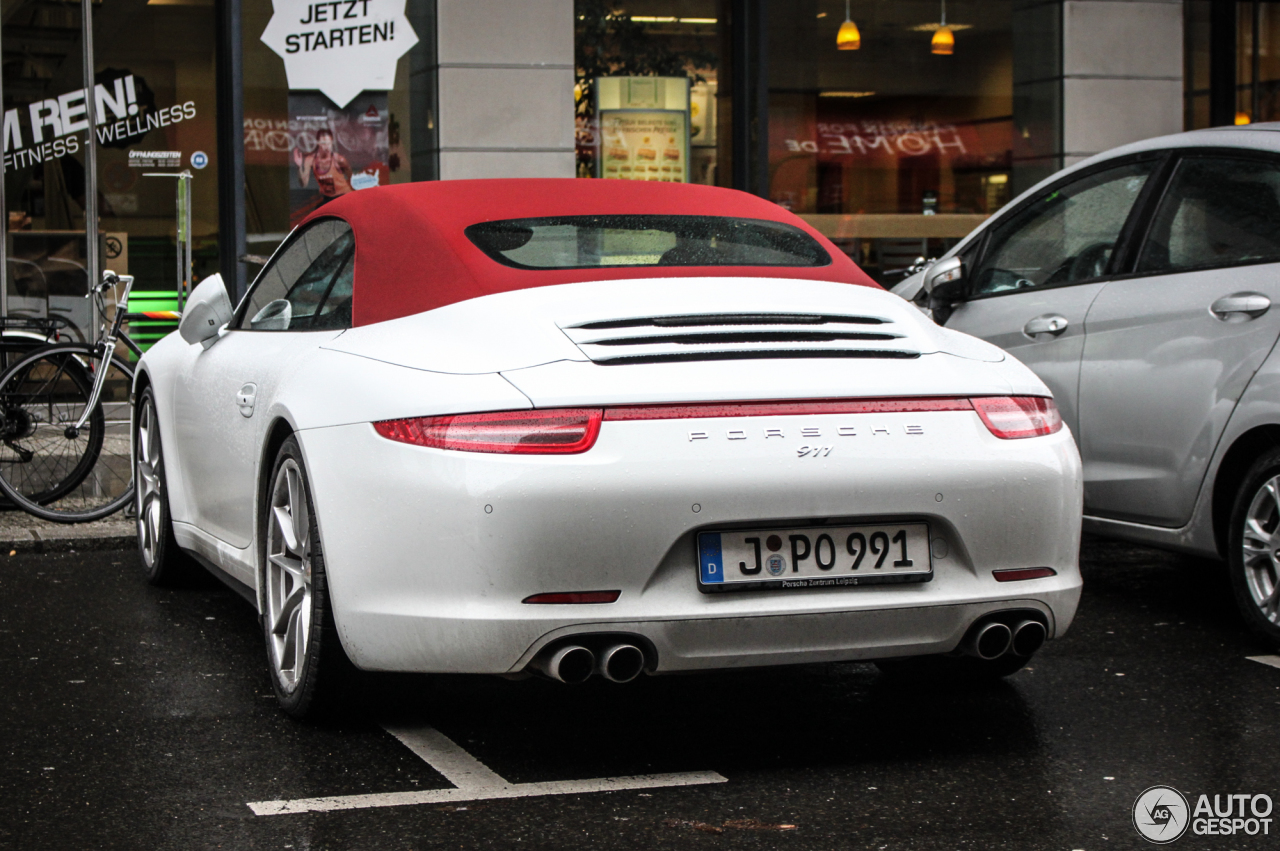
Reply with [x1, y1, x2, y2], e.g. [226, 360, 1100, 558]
[2, 537, 1278, 851]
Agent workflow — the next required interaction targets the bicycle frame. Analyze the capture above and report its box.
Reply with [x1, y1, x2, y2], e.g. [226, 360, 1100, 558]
[73, 271, 142, 431]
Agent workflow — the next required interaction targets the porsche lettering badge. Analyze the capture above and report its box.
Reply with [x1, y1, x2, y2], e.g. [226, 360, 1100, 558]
[688, 424, 924, 442]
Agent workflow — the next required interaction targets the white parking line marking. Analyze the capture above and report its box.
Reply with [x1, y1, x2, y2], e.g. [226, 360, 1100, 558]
[1247, 655, 1280, 670]
[248, 771, 727, 815]
[246, 725, 727, 816]
[384, 724, 508, 789]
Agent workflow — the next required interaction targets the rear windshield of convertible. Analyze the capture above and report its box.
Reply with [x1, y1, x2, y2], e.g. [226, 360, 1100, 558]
[464, 215, 832, 270]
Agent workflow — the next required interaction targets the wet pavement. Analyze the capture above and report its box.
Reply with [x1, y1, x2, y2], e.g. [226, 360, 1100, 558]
[1, 537, 1278, 850]
[0, 508, 133, 553]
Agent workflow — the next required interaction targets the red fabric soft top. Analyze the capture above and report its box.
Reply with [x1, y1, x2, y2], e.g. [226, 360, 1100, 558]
[298, 178, 878, 327]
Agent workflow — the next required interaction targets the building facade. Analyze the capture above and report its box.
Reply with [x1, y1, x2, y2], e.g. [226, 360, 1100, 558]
[0, 0, 1266, 332]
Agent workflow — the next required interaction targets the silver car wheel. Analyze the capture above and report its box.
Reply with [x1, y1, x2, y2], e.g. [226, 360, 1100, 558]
[1240, 474, 1280, 626]
[135, 395, 163, 569]
[265, 457, 313, 693]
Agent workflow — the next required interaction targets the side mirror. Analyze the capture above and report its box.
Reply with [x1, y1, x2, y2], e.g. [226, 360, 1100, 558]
[178, 274, 233, 346]
[923, 256, 966, 324]
[923, 256, 964, 295]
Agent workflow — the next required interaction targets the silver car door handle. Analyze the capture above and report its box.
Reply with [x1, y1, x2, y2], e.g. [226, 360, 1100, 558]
[236, 383, 257, 417]
[1210, 292, 1271, 321]
[1022, 314, 1069, 338]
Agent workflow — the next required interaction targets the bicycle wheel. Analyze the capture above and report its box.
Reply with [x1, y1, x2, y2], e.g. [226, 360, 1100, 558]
[0, 333, 60, 510]
[0, 344, 136, 522]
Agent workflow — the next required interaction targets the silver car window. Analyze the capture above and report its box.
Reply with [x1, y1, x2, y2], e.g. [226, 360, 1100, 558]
[237, 219, 353, 330]
[1136, 156, 1280, 274]
[968, 162, 1154, 296]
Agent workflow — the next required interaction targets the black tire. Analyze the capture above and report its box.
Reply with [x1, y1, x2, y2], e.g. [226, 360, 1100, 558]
[261, 436, 353, 718]
[0, 348, 103, 505]
[0, 332, 63, 513]
[134, 386, 191, 585]
[875, 652, 1032, 681]
[1227, 447, 1280, 649]
[0, 343, 136, 522]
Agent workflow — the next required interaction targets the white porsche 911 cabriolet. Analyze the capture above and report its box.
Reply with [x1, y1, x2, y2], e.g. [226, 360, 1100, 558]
[134, 178, 1082, 717]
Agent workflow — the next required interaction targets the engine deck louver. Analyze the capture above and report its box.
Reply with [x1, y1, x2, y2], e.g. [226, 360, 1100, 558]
[561, 312, 920, 365]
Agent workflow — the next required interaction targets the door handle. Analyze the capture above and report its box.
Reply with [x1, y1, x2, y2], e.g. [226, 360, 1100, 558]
[1022, 314, 1069, 338]
[236, 383, 257, 418]
[1210, 292, 1271, 321]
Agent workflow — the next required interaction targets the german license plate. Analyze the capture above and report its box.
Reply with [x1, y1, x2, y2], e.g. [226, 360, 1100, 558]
[697, 522, 932, 591]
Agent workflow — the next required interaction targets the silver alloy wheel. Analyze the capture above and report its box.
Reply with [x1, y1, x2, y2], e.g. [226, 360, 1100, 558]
[1240, 474, 1280, 626]
[135, 395, 163, 569]
[265, 458, 312, 693]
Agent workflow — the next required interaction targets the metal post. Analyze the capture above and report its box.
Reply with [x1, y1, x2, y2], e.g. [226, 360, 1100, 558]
[1209, 0, 1238, 127]
[1253, 1, 1262, 123]
[0, 12, 7, 324]
[730, 0, 768, 197]
[177, 171, 192, 310]
[144, 171, 193, 309]
[81, 0, 100, 340]
[216, 0, 247, 302]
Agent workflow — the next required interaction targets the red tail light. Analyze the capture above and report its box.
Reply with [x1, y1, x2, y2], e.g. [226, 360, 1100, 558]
[970, 396, 1062, 439]
[374, 408, 603, 454]
[375, 395, 1061, 453]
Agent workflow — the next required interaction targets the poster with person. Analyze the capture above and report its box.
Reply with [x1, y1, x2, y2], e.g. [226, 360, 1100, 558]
[288, 91, 390, 226]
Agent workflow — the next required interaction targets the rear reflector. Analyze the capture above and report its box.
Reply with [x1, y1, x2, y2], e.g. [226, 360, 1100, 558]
[374, 408, 603, 454]
[971, 396, 1062, 439]
[523, 591, 621, 604]
[992, 567, 1058, 582]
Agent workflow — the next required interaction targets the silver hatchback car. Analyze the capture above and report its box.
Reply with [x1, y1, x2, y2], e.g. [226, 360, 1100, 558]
[894, 125, 1280, 650]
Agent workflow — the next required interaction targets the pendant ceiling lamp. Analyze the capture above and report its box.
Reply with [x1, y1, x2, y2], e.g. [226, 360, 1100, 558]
[836, 0, 861, 50]
[932, 0, 954, 55]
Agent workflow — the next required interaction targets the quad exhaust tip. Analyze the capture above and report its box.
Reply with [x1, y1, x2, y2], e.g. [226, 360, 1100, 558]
[532, 645, 595, 684]
[960, 615, 1048, 661]
[1011, 619, 1047, 657]
[967, 621, 1013, 660]
[529, 641, 647, 683]
[597, 644, 645, 683]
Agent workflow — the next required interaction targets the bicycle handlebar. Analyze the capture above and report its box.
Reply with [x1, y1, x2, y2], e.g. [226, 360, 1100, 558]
[95, 270, 135, 294]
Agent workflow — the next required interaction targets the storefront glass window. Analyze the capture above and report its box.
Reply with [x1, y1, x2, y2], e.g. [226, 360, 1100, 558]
[574, 0, 721, 185]
[768, 0, 1013, 281]
[241, 0, 434, 262]
[1185, 1, 1280, 129]
[2, 0, 219, 342]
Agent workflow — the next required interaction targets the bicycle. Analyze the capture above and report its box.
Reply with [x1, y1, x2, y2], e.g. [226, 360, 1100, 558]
[0, 271, 142, 522]
[0, 314, 73, 363]
[0, 315, 77, 509]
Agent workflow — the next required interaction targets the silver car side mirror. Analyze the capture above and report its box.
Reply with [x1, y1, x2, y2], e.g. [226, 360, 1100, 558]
[922, 257, 966, 326]
[179, 274, 234, 346]
[923, 256, 964, 294]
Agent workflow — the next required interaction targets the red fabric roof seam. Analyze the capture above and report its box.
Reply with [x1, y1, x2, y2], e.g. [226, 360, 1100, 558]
[298, 178, 880, 327]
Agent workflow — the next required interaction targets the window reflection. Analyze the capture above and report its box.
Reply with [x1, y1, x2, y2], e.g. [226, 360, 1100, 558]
[768, 0, 1013, 217]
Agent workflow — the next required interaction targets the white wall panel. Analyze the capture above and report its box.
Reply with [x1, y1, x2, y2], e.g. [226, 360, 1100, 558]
[1061, 0, 1183, 159]
[438, 0, 573, 66]
[1063, 78, 1183, 155]
[439, 151, 577, 181]
[434, 0, 575, 178]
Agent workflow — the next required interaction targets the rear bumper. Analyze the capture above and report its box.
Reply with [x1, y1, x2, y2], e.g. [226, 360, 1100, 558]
[342, 596, 1074, 675]
[298, 410, 1083, 674]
